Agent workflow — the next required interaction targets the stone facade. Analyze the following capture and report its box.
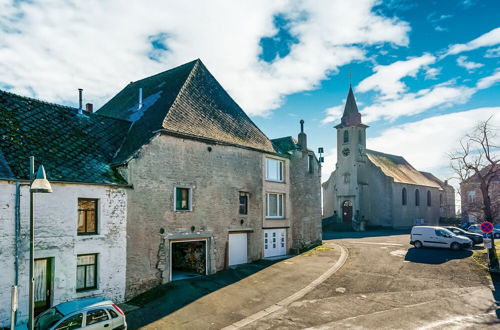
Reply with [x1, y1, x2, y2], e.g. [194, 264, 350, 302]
[460, 170, 500, 221]
[0, 181, 127, 327]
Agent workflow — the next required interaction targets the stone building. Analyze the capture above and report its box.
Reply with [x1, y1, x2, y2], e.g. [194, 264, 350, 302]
[96, 59, 322, 298]
[460, 164, 500, 222]
[322, 87, 454, 229]
[0, 91, 128, 327]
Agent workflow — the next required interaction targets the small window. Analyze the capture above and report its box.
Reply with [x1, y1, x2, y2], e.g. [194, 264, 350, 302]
[343, 130, 349, 143]
[266, 193, 284, 218]
[55, 313, 83, 330]
[86, 309, 109, 326]
[239, 192, 249, 215]
[308, 154, 314, 173]
[427, 191, 431, 207]
[402, 188, 407, 205]
[76, 254, 97, 291]
[266, 158, 284, 182]
[467, 191, 476, 203]
[415, 189, 420, 206]
[77, 199, 98, 235]
[175, 187, 192, 211]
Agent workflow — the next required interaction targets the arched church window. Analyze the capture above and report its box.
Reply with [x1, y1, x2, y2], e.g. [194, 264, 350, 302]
[344, 130, 349, 143]
[402, 188, 407, 205]
[427, 191, 431, 206]
[415, 189, 420, 206]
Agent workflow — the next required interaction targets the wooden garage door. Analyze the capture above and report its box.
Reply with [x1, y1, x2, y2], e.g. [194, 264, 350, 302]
[228, 233, 248, 266]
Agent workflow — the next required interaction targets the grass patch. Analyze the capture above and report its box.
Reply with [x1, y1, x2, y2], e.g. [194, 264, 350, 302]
[472, 241, 500, 271]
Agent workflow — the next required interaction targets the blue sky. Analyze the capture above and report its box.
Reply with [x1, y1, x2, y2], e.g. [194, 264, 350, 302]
[0, 0, 498, 185]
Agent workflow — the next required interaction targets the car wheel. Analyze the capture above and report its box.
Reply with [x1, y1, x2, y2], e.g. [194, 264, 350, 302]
[451, 242, 461, 251]
[414, 240, 423, 249]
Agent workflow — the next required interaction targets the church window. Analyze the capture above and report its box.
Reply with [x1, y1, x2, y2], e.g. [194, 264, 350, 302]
[343, 173, 350, 184]
[343, 130, 349, 143]
[402, 188, 407, 205]
[427, 191, 431, 207]
[415, 189, 420, 206]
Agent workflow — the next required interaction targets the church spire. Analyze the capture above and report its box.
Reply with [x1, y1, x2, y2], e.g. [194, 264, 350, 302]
[339, 85, 362, 127]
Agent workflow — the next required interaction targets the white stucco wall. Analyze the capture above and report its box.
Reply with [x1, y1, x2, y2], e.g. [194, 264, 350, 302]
[0, 181, 127, 327]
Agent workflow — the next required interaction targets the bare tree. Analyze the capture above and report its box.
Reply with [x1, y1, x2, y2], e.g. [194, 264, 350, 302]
[450, 116, 499, 222]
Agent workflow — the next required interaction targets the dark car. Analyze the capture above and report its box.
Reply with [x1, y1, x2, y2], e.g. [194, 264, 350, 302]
[445, 226, 483, 245]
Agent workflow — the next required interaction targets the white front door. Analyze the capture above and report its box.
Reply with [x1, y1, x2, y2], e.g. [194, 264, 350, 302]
[229, 233, 248, 266]
[264, 229, 286, 257]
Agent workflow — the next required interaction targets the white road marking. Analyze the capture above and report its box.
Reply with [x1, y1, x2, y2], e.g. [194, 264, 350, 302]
[389, 249, 407, 257]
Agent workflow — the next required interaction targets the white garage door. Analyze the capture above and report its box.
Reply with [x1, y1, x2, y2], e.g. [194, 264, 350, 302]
[264, 229, 286, 258]
[229, 233, 248, 266]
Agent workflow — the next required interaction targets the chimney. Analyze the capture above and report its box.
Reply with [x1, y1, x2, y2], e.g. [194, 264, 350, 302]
[138, 88, 143, 110]
[298, 119, 307, 151]
[78, 88, 83, 114]
[85, 103, 93, 113]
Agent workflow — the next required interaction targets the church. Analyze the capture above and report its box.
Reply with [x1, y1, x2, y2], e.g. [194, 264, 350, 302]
[322, 87, 455, 229]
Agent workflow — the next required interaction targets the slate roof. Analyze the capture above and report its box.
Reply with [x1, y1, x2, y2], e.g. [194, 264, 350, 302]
[0, 90, 131, 184]
[98, 59, 275, 164]
[335, 85, 366, 128]
[271, 136, 299, 155]
[366, 149, 442, 189]
[420, 171, 451, 189]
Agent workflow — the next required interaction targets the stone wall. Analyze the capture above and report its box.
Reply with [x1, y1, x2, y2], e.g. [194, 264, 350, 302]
[121, 134, 292, 298]
[0, 181, 127, 327]
[461, 181, 500, 221]
[289, 150, 322, 250]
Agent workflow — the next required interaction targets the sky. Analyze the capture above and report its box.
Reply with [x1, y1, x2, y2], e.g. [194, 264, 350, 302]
[0, 0, 499, 191]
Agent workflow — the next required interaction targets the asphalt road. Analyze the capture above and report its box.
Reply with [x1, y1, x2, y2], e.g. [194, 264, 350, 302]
[245, 231, 500, 329]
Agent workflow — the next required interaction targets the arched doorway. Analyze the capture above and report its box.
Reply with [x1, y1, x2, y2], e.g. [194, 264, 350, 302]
[342, 200, 353, 223]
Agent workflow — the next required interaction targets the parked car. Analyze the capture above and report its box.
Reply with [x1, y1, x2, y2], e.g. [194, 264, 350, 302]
[34, 297, 126, 330]
[467, 224, 500, 238]
[444, 226, 483, 245]
[410, 226, 472, 250]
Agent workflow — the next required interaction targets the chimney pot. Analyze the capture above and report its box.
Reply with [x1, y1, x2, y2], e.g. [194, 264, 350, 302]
[85, 103, 93, 113]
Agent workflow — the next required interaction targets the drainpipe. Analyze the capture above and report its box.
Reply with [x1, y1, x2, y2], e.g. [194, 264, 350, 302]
[13, 181, 21, 327]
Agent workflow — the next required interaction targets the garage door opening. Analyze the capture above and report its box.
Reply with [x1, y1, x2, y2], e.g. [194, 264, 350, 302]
[171, 240, 207, 281]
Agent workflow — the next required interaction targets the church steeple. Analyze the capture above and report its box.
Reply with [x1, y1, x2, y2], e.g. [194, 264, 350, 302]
[336, 85, 362, 128]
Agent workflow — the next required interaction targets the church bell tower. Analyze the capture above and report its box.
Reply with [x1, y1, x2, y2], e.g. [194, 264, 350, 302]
[334, 85, 368, 223]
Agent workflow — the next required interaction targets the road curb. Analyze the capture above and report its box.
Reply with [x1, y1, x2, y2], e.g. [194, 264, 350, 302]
[221, 242, 349, 330]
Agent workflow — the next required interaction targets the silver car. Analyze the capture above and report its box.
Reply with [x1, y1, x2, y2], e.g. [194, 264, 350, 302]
[34, 297, 126, 330]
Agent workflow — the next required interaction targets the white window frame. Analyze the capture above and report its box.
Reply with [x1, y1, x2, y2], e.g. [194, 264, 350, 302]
[266, 158, 284, 182]
[174, 185, 193, 211]
[467, 190, 476, 203]
[266, 193, 285, 219]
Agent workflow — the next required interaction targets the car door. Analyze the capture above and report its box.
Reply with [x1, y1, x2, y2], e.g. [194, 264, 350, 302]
[83, 309, 112, 329]
[53, 313, 83, 330]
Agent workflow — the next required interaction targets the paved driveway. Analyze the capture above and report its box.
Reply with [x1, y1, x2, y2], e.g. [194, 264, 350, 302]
[246, 232, 500, 329]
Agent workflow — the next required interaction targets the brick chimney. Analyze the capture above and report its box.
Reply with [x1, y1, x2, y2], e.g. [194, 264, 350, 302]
[85, 103, 93, 113]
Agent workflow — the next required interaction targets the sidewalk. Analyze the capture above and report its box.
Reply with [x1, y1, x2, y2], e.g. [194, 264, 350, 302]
[126, 242, 344, 329]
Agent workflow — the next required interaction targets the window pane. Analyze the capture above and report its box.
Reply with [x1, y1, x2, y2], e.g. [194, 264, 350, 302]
[268, 194, 277, 216]
[77, 255, 95, 266]
[278, 161, 283, 181]
[267, 159, 283, 181]
[55, 313, 83, 330]
[176, 188, 190, 210]
[77, 211, 85, 232]
[239, 194, 248, 215]
[86, 309, 109, 325]
[76, 266, 85, 290]
[278, 194, 283, 217]
[87, 212, 96, 233]
[86, 265, 96, 287]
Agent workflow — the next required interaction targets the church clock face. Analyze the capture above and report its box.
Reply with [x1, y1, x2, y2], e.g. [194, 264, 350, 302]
[342, 147, 350, 157]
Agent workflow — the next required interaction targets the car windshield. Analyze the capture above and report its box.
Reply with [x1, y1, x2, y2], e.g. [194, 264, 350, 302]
[451, 227, 465, 234]
[35, 307, 64, 330]
[440, 228, 456, 236]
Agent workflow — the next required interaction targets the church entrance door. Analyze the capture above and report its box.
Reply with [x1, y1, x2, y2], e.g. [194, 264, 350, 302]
[342, 200, 353, 223]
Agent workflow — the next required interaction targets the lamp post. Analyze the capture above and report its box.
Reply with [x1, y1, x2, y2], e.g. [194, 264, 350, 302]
[28, 156, 52, 330]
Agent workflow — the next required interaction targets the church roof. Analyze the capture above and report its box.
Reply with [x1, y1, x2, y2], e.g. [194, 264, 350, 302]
[420, 171, 452, 189]
[335, 85, 366, 128]
[366, 149, 442, 189]
[0, 89, 130, 184]
[98, 59, 275, 164]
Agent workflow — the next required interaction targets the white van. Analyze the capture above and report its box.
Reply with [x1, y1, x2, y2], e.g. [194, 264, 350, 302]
[410, 226, 472, 250]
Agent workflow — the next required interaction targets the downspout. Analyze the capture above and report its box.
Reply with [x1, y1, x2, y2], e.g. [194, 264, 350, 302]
[14, 181, 21, 326]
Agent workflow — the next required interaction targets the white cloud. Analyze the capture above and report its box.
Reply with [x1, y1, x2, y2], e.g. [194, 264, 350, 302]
[356, 54, 436, 100]
[359, 69, 500, 123]
[456, 55, 484, 71]
[368, 107, 500, 178]
[444, 27, 500, 56]
[322, 104, 344, 125]
[0, 0, 410, 116]
[485, 46, 500, 58]
[424, 67, 441, 80]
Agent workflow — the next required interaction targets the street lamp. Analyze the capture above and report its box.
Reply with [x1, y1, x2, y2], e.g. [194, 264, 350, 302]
[28, 156, 52, 330]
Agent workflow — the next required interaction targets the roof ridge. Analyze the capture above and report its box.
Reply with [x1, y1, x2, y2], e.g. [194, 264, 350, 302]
[0, 89, 74, 111]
